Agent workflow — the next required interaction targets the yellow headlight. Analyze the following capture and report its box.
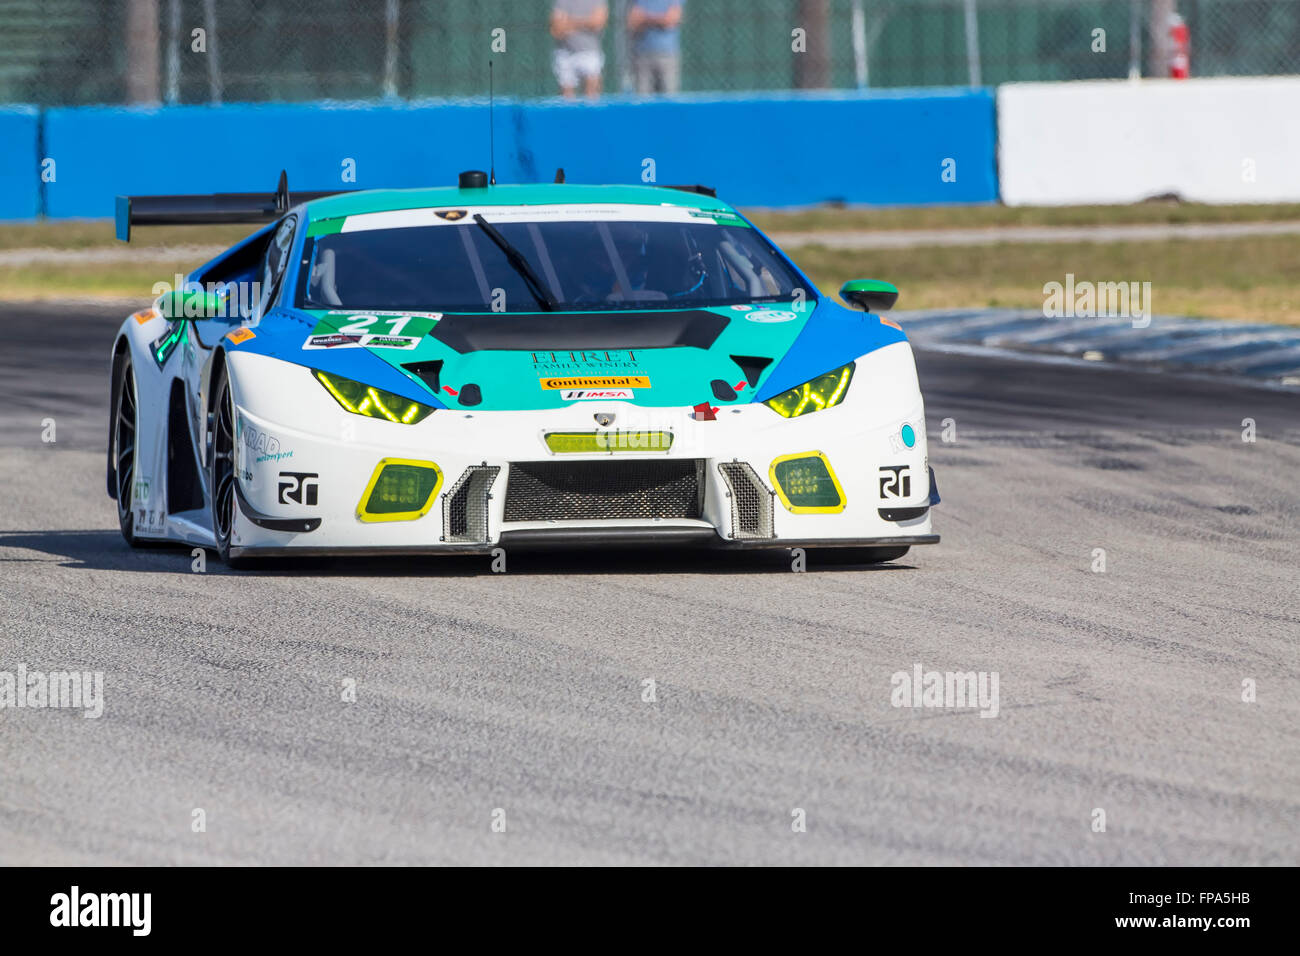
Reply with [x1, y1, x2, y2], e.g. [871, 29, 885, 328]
[313, 370, 434, 424]
[763, 363, 855, 418]
[357, 459, 443, 522]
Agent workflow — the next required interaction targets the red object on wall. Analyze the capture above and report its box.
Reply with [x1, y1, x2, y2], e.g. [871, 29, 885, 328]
[1169, 12, 1191, 78]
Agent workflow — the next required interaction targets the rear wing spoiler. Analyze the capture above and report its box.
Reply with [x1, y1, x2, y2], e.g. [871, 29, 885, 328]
[552, 168, 715, 198]
[115, 171, 350, 241]
[660, 184, 716, 198]
[115, 172, 718, 241]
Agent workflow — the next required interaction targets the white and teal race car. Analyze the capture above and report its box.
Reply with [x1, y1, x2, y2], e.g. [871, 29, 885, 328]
[109, 171, 938, 567]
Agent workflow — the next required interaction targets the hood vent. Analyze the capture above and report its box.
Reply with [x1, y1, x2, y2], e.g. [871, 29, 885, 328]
[428, 310, 728, 353]
[401, 360, 443, 395]
[730, 355, 772, 389]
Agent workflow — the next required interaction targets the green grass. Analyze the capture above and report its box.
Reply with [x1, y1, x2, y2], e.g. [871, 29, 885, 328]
[745, 201, 1300, 233]
[0, 261, 192, 301]
[0, 220, 256, 251]
[790, 234, 1300, 326]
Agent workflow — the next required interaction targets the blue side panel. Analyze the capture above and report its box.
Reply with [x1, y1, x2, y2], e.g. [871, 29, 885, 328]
[0, 107, 40, 220]
[756, 301, 908, 400]
[225, 308, 449, 409]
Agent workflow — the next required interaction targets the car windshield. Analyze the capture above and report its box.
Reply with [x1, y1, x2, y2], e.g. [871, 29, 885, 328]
[297, 211, 810, 312]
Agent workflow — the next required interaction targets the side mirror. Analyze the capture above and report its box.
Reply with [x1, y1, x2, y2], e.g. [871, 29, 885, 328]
[840, 279, 899, 313]
[156, 288, 226, 320]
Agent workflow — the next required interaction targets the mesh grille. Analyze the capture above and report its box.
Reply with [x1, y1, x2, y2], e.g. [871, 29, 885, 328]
[441, 465, 500, 543]
[504, 460, 703, 522]
[718, 461, 775, 539]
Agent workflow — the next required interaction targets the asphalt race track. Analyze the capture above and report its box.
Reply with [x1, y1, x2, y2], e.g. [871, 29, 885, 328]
[2, 303, 1297, 865]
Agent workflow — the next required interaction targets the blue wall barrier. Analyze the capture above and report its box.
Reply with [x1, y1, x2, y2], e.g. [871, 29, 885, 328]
[24, 90, 996, 219]
[0, 107, 40, 220]
[516, 90, 997, 207]
[41, 101, 519, 219]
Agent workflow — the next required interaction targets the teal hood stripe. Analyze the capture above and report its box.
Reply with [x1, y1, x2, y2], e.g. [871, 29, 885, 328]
[308, 304, 812, 411]
[225, 300, 903, 414]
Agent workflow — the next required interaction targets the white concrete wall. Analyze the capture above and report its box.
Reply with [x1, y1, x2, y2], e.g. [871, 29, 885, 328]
[998, 77, 1300, 205]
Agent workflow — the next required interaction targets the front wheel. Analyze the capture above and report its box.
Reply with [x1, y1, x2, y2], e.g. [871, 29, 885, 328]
[209, 367, 248, 568]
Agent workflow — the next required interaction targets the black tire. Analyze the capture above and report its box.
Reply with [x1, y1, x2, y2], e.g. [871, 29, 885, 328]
[111, 354, 143, 547]
[209, 367, 248, 568]
[831, 546, 910, 565]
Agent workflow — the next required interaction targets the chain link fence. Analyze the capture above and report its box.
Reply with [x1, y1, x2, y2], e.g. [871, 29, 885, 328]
[1, 0, 1298, 106]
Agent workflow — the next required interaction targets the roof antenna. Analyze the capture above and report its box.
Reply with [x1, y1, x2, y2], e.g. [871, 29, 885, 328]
[275, 169, 290, 213]
[554, 167, 565, 183]
[488, 60, 496, 186]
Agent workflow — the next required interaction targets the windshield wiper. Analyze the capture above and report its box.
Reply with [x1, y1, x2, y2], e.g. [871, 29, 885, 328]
[471, 214, 558, 312]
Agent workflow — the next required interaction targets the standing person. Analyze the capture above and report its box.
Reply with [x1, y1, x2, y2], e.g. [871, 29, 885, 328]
[627, 0, 683, 94]
[551, 0, 609, 99]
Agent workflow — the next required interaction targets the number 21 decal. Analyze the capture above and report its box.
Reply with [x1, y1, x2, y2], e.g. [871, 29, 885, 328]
[336, 315, 411, 335]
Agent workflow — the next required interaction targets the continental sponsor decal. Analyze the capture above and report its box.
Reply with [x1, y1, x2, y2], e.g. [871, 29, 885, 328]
[540, 376, 651, 390]
[225, 327, 256, 344]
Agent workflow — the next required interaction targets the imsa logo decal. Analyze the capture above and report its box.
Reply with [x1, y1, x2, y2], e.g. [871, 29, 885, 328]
[562, 388, 635, 400]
